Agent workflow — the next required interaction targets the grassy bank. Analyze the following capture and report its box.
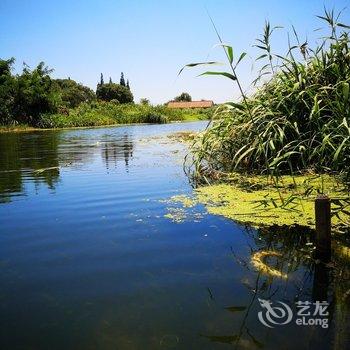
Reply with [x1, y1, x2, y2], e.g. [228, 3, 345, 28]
[0, 102, 214, 131]
[37, 102, 212, 128]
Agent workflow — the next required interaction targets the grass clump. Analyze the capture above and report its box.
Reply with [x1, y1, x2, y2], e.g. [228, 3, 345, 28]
[184, 9, 350, 187]
[37, 102, 213, 128]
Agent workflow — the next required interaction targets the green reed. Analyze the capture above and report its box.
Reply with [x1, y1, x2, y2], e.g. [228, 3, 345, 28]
[181, 9, 350, 189]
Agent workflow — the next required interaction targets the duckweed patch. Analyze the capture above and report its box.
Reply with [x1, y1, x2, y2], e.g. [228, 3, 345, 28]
[194, 174, 349, 229]
[161, 195, 205, 223]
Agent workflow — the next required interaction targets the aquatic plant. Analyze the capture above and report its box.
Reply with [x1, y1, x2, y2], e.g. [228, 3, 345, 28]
[182, 9, 350, 187]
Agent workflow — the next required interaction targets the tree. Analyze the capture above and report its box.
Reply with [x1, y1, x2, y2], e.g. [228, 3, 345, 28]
[174, 92, 192, 102]
[0, 58, 15, 124]
[12, 62, 61, 124]
[126, 79, 130, 90]
[54, 79, 95, 108]
[96, 83, 133, 103]
[109, 77, 112, 84]
[140, 98, 150, 105]
[120, 72, 125, 86]
[100, 73, 104, 86]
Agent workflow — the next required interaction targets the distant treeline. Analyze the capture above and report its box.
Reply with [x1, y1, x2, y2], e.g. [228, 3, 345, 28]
[0, 58, 215, 129]
[0, 58, 134, 126]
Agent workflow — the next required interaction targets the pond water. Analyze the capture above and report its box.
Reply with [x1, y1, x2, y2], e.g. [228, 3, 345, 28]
[0, 121, 349, 350]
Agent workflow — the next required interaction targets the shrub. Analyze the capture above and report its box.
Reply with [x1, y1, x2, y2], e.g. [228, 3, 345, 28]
[54, 79, 95, 108]
[96, 83, 133, 103]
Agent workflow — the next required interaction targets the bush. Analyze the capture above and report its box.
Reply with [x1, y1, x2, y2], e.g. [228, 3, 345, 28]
[96, 83, 133, 103]
[54, 79, 95, 108]
[0, 59, 60, 125]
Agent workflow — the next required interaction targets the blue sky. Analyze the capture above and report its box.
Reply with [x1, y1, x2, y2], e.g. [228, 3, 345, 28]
[1, 0, 349, 104]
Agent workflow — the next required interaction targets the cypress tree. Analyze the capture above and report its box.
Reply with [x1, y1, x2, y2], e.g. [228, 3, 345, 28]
[109, 77, 112, 84]
[100, 73, 104, 85]
[120, 72, 125, 86]
[126, 79, 130, 90]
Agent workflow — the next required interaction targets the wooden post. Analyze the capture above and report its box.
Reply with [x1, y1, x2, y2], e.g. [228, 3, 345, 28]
[315, 195, 331, 261]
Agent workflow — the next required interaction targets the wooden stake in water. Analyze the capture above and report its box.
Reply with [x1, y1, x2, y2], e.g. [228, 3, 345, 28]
[315, 195, 331, 261]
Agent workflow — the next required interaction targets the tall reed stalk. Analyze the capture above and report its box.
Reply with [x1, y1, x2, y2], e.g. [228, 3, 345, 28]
[180, 8, 350, 223]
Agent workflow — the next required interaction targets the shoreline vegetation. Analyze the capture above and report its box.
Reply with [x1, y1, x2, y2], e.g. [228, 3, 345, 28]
[0, 58, 214, 132]
[177, 9, 350, 233]
[164, 173, 349, 233]
[0, 116, 207, 133]
[0, 104, 212, 133]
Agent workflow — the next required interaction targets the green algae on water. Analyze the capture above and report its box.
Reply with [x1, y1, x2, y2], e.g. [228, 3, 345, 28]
[194, 174, 349, 229]
[161, 195, 205, 223]
[162, 174, 349, 229]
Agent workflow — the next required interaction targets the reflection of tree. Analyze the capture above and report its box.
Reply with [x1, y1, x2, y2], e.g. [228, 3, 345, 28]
[0, 131, 135, 203]
[0, 132, 60, 202]
[101, 134, 133, 171]
[201, 226, 350, 349]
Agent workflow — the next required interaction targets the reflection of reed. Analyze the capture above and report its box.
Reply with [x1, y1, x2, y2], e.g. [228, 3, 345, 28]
[251, 251, 287, 278]
[201, 226, 350, 349]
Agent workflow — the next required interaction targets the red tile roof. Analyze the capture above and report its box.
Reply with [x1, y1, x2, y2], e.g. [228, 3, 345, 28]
[167, 100, 214, 109]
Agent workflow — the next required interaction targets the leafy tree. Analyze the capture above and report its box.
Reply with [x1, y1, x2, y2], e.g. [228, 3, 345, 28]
[120, 72, 126, 86]
[100, 73, 104, 85]
[96, 83, 133, 103]
[174, 92, 192, 102]
[12, 62, 60, 124]
[54, 79, 95, 108]
[126, 79, 130, 90]
[140, 98, 150, 105]
[0, 58, 15, 124]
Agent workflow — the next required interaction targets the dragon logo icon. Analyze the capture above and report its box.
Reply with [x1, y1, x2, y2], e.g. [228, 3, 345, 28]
[258, 298, 293, 328]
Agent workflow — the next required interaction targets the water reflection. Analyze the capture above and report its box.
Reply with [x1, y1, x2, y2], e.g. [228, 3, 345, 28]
[101, 134, 133, 171]
[202, 226, 350, 349]
[0, 122, 349, 349]
[0, 132, 60, 203]
[0, 130, 134, 203]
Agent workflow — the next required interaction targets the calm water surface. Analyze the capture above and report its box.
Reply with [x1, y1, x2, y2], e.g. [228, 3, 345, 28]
[0, 121, 349, 350]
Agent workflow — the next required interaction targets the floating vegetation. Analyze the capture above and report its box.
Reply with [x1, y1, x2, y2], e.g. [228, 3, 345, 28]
[251, 250, 287, 279]
[194, 174, 349, 229]
[167, 131, 198, 143]
[164, 208, 188, 223]
[33, 166, 60, 174]
[167, 194, 197, 208]
[162, 195, 205, 223]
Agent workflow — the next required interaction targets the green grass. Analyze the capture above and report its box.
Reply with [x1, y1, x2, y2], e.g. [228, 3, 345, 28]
[36, 102, 213, 128]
